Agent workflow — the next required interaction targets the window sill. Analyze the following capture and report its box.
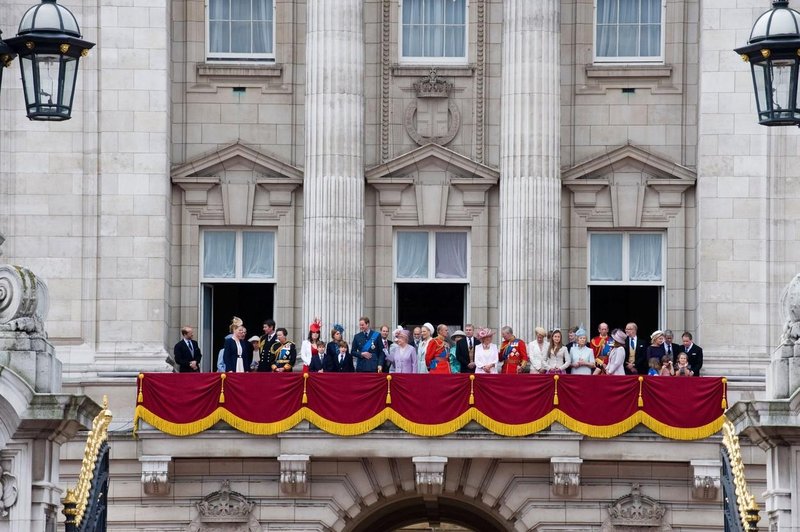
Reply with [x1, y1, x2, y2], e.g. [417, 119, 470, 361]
[197, 62, 283, 79]
[391, 64, 474, 78]
[586, 64, 672, 79]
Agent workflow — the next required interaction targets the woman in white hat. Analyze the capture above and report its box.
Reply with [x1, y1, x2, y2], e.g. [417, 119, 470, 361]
[417, 322, 434, 373]
[527, 327, 549, 374]
[474, 328, 499, 374]
[646, 330, 667, 369]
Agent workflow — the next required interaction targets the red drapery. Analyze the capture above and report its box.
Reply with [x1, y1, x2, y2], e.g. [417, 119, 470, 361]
[134, 373, 727, 439]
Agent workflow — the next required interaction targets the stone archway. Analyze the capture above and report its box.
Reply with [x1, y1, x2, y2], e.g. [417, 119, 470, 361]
[345, 494, 513, 532]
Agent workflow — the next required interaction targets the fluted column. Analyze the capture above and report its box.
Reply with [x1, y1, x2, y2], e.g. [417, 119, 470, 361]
[498, 0, 561, 340]
[303, 0, 365, 337]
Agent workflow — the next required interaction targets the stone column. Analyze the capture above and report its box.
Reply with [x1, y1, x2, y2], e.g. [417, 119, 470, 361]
[303, 0, 365, 337]
[498, 0, 561, 339]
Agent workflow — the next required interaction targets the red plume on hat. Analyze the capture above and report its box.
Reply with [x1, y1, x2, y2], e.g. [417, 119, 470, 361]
[309, 317, 322, 333]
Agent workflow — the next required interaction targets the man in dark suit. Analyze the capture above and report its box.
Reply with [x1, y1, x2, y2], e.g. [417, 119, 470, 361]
[174, 326, 202, 372]
[455, 323, 477, 373]
[351, 316, 384, 373]
[678, 331, 704, 376]
[257, 319, 278, 372]
[663, 330, 681, 362]
[625, 322, 649, 375]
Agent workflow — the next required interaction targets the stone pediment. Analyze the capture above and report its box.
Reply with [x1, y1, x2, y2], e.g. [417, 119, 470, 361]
[366, 144, 498, 225]
[171, 143, 303, 225]
[562, 144, 696, 227]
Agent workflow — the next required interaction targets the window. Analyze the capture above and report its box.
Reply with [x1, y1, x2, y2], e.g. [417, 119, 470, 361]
[595, 0, 663, 62]
[201, 230, 276, 280]
[208, 0, 275, 60]
[395, 230, 468, 281]
[588, 232, 664, 284]
[400, 0, 467, 63]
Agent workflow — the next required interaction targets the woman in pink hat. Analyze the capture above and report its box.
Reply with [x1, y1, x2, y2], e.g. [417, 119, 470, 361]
[596, 328, 628, 375]
[474, 327, 498, 374]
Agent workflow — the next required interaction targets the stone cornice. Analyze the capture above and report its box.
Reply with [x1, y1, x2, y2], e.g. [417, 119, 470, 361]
[171, 142, 303, 181]
[562, 143, 696, 182]
[366, 143, 499, 182]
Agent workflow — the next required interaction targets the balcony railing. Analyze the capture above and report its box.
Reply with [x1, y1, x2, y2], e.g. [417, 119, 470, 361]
[134, 373, 727, 440]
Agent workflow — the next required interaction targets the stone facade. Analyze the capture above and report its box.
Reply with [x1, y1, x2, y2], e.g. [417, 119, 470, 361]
[1, 0, 797, 529]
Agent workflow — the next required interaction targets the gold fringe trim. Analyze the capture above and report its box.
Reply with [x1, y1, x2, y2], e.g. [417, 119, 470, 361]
[557, 410, 642, 439]
[637, 376, 644, 408]
[219, 373, 226, 404]
[640, 413, 725, 440]
[472, 409, 558, 437]
[303, 408, 389, 436]
[221, 409, 305, 435]
[137, 373, 144, 403]
[469, 374, 475, 405]
[388, 408, 473, 437]
[134, 406, 224, 436]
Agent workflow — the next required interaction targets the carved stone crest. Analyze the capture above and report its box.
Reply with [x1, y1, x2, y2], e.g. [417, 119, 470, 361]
[780, 273, 800, 345]
[405, 68, 461, 147]
[188, 481, 259, 532]
[0, 466, 18, 518]
[601, 484, 671, 531]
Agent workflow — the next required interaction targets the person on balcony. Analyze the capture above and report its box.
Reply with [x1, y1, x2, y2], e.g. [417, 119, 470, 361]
[590, 322, 614, 369]
[223, 324, 253, 373]
[527, 327, 549, 373]
[569, 328, 595, 375]
[300, 319, 323, 369]
[677, 331, 703, 376]
[646, 330, 667, 367]
[351, 316, 384, 373]
[595, 328, 627, 375]
[499, 326, 527, 374]
[174, 326, 202, 373]
[270, 328, 296, 372]
[474, 328, 498, 374]
[426, 324, 452, 373]
[417, 323, 433, 373]
[387, 328, 417, 373]
[542, 329, 570, 374]
[673, 352, 694, 377]
[323, 324, 352, 372]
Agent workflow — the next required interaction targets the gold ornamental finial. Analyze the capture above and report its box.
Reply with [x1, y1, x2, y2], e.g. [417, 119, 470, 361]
[62, 395, 113, 528]
[722, 420, 760, 531]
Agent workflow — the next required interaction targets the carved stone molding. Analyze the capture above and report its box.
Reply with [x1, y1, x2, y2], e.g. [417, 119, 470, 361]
[474, 0, 486, 162]
[380, 0, 391, 161]
[140, 455, 171, 496]
[413, 456, 447, 495]
[0, 465, 18, 518]
[189, 480, 259, 532]
[601, 484, 671, 531]
[690, 459, 721, 500]
[551, 457, 582, 497]
[278, 454, 310, 494]
[780, 273, 800, 345]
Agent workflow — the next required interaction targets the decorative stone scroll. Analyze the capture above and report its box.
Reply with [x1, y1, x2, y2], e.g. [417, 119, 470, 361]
[277, 454, 309, 494]
[0, 264, 49, 333]
[780, 273, 800, 345]
[140, 455, 171, 496]
[0, 465, 18, 518]
[601, 484, 671, 531]
[551, 457, 582, 497]
[690, 460, 721, 500]
[412, 456, 447, 496]
[188, 480, 259, 532]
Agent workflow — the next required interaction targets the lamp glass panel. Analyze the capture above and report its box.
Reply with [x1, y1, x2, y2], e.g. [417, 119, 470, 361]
[20, 56, 36, 108]
[753, 62, 768, 115]
[33, 54, 62, 112]
[34, 4, 62, 30]
[60, 56, 78, 116]
[771, 59, 795, 117]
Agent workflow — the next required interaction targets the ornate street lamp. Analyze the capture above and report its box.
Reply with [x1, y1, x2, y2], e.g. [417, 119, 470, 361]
[735, 0, 800, 126]
[4, 0, 94, 121]
[0, 31, 18, 96]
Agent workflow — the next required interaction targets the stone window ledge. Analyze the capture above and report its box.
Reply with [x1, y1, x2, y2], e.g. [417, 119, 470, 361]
[197, 62, 283, 79]
[586, 64, 672, 79]
[391, 64, 474, 77]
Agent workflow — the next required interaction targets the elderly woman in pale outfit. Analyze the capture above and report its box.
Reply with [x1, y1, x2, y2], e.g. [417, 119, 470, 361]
[570, 327, 595, 375]
[528, 327, 549, 374]
[474, 328, 499, 374]
[542, 329, 570, 374]
[387, 328, 418, 373]
[417, 322, 434, 373]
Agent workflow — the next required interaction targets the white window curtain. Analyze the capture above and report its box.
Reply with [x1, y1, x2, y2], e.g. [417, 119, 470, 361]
[596, 0, 661, 59]
[435, 232, 467, 279]
[204, 232, 236, 278]
[397, 232, 429, 278]
[209, 0, 273, 55]
[402, 0, 466, 58]
[590, 234, 623, 281]
[629, 233, 662, 281]
[242, 231, 275, 278]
